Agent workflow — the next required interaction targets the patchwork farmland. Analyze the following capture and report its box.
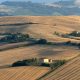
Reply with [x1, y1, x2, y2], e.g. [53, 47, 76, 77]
[0, 45, 79, 66]
[0, 66, 49, 80]
[40, 55, 80, 80]
[0, 16, 80, 80]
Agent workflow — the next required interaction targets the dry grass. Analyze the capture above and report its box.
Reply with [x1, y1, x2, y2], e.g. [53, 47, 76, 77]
[0, 66, 49, 80]
[0, 16, 80, 80]
[0, 16, 80, 42]
[0, 45, 79, 66]
[40, 55, 80, 80]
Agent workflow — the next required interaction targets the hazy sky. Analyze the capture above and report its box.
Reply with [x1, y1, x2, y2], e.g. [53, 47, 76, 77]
[0, 0, 69, 3]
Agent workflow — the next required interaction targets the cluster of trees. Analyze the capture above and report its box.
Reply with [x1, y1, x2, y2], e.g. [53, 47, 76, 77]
[61, 31, 80, 38]
[65, 40, 80, 49]
[0, 33, 30, 43]
[36, 39, 47, 44]
[12, 58, 42, 67]
[12, 58, 67, 70]
[54, 31, 61, 36]
[54, 31, 80, 37]
[50, 60, 66, 70]
[1, 32, 80, 49]
[68, 31, 80, 37]
[0, 32, 13, 35]
[0, 32, 48, 45]
[54, 31, 80, 49]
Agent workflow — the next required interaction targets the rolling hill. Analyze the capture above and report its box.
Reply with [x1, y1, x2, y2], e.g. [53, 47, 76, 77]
[40, 55, 80, 80]
[0, 45, 79, 66]
[0, 66, 49, 80]
[0, 16, 80, 42]
[0, 16, 80, 80]
[0, 16, 80, 65]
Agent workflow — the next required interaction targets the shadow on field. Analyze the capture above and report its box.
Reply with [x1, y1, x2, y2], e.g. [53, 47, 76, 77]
[0, 65, 11, 69]
[39, 49, 63, 56]
[0, 22, 39, 33]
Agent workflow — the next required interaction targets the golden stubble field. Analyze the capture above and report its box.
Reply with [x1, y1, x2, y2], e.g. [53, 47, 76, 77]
[40, 55, 80, 80]
[0, 45, 79, 66]
[0, 16, 80, 42]
[0, 16, 80, 80]
[0, 66, 49, 80]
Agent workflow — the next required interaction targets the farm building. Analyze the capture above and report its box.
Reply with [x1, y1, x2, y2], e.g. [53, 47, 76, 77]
[39, 58, 53, 64]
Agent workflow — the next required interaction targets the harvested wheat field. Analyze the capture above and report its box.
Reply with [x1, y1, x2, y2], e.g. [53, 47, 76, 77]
[0, 45, 80, 66]
[40, 55, 80, 80]
[0, 16, 80, 80]
[0, 66, 49, 80]
[0, 16, 80, 42]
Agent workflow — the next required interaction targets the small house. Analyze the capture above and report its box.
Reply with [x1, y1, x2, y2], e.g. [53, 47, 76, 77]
[39, 58, 53, 64]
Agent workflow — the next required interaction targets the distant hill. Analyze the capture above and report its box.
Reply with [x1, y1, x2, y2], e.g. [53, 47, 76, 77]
[0, 12, 10, 16]
[0, 0, 80, 16]
[0, 16, 80, 42]
[54, 0, 75, 7]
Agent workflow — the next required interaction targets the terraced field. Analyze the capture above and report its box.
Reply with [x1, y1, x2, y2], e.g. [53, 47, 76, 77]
[0, 66, 49, 80]
[40, 55, 80, 80]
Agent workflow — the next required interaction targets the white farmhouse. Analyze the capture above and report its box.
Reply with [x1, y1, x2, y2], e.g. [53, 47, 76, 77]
[39, 58, 53, 64]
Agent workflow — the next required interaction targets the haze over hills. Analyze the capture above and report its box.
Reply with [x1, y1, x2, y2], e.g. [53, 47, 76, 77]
[0, 0, 80, 16]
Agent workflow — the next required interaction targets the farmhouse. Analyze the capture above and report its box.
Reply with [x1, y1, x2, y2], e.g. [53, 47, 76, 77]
[39, 58, 53, 64]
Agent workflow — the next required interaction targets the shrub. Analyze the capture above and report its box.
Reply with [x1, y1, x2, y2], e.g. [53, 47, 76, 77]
[37, 39, 47, 44]
[40, 63, 50, 67]
[50, 60, 66, 70]
[54, 31, 59, 36]
[12, 61, 27, 67]
[78, 43, 80, 49]
[47, 42, 54, 45]
[12, 58, 40, 67]
[65, 40, 71, 45]
[68, 31, 80, 37]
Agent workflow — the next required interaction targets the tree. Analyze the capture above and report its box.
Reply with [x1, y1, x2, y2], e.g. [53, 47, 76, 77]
[12, 58, 40, 67]
[68, 31, 80, 37]
[65, 40, 71, 45]
[0, 33, 30, 43]
[37, 39, 47, 44]
[54, 31, 59, 36]
[12, 61, 27, 67]
[78, 43, 80, 49]
[50, 60, 66, 70]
